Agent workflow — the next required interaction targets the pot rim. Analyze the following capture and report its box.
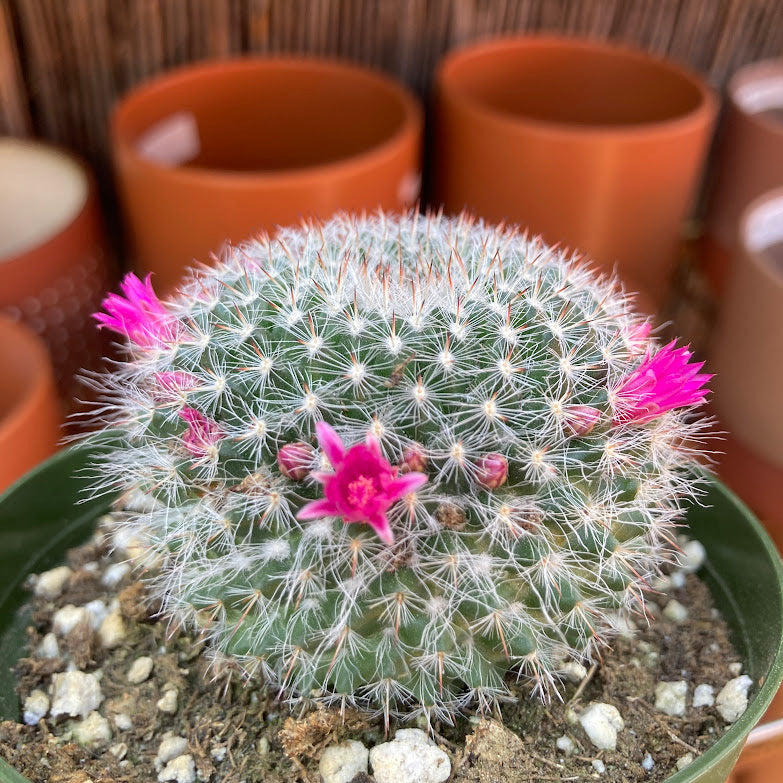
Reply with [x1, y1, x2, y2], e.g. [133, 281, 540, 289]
[738, 185, 783, 289]
[111, 55, 423, 187]
[728, 57, 783, 136]
[436, 34, 717, 139]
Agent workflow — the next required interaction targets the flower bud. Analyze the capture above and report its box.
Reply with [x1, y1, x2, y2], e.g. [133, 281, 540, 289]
[277, 442, 315, 481]
[475, 453, 508, 490]
[400, 443, 428, 474]
[564, 405, 602, 436]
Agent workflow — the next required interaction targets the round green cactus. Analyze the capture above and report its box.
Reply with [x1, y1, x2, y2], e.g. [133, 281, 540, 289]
[93, 212, 710, 722]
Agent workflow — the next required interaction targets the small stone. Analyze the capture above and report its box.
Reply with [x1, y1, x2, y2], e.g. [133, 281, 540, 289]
[257, 736, 270, 755]
[663, 599, 688, 623]
[670, 571, 686, 589]
[679, 540, 706, 573]
[562, 662, 587, 683]
[158, 754, 196, 783]
[110, 742, 128, 760]
[98, 611, 127, 648]
[642, 753, 655, 771]
[655, 681, 688, 717]
[127, 656, 154, 684]
[578, 703, 624, 751]
[50, 671, 103, 719]
[210, 744, 227, 762]
[716, 676, 753, 723]
[84, 599, 109, 630]
[319, 740, 369, 783]
[693, 684, 715, 708]
[52, 605, 89, 635]
[102, 562, 131, 587]
[676, 753, 695, 770]
[370, 728, 451, 783]
[156, 736, 189, 770]
[114, 713, 133, 730]
[72, 711, 112, 745]
[34, 566, 73, 599]
[36, 632, 60, 659]
[728, 662, 743, 676]
[592, 759, 606, 774]
[23, 690, 50, 725]
[555, 735, 576, 756]
[157, 688, 178, 714]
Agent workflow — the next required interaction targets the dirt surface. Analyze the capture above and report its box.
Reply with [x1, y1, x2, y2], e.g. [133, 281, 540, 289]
[1, 528, 747, 783]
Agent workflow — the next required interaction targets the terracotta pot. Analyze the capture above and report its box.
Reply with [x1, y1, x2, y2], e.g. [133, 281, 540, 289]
[0, 316, 62, 493]
[710, 188, 783, 548]
[433, 36, 717, 308]
[0, 138, 115, 403]
[702, 59, 783, 294]
[111, 57, 423, 294]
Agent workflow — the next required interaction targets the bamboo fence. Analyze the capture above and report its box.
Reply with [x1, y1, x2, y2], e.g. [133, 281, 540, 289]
[1, 0, 782, 200]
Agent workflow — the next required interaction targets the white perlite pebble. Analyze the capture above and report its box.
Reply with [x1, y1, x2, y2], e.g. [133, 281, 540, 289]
[23, 689, 50, 725]
[555, 735, 576, 756]
[663, 599, 689, 623]
[102, 562, 131, 587]
[158, 754, 196, 783]
[670, 571, 687, 589]
[319, 740, 369, 783]
[655, 681, 688, 717]
[50, 671, 103, 719]
[210, 744, 227, 762]
[157, 688, 179, 714]
[34, 566, 73, 599]
[84, 599, 110, 630]
[72, 711, 112, 745]
[561, 661, 587, 683]
[98, 612, 127, 648]
[642, 753, 655, 771]
[679, 540, 707, 573]
[676, 753, 695, 770]
[693, 684, 715, 708]
[716, 676, 753, 723]
[729, 662, 743, 676]
[156, 736, 189, 769]
[52, 605, 89, 635]
[592, 759, 606, 774]
[578, 703, 625, 751]
[370, 728, 451, 783]
[114, 713, 133, 730]
[36, 632, 60, 659]
[127, 656, 154, 684]
[110, 742, 128, 760]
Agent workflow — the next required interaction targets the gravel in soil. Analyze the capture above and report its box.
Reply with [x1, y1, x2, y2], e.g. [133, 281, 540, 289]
[0, 522, 748, 783]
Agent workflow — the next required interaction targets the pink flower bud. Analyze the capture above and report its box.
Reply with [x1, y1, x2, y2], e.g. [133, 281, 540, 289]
[475, 453, 508, 490]
[564, 405, 602, 436]
[277, 442, 315, 481]
[400, 444, 428, 474]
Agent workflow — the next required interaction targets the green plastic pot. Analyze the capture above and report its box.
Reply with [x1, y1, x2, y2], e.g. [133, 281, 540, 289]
[0, 443, 781, 783]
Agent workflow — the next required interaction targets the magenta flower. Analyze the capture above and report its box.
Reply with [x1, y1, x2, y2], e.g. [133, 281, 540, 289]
[179, 407, 222, 458]
[297, 422, 428, 545]
[94, 273, 176, 350]
[611, 342, 711, 425]
[563, 405, 602, 436]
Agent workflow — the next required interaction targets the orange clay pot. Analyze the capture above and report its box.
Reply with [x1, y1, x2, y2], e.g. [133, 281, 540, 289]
[0, 316, 62, 493]
[702, 59, 783, 295]
[434, 36, 717, 308]
[710, 188, 783, 552]
[111, 57, 423, 294]
[0, 138, 115, 403]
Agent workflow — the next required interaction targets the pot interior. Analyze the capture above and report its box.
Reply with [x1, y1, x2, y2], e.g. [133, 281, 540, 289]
[443, 41, 707, 127]
[121, 62, 410, 172]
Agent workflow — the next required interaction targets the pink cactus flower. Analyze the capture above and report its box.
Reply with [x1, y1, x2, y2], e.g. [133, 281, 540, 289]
[277, 442, 315, 481]
[611, 342, 711, 425]
[475, 453, 508, 490]
[154, 371, 199, 401]
[179, 407, 221, 458]
[625, 321, 651, 355]
[297, 422, 428, 545]
[563, 405, 602, 436]
[94, 273, 176, 350]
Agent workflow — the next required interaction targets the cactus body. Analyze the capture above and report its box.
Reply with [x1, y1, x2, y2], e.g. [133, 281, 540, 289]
[94, 212, 709, 721]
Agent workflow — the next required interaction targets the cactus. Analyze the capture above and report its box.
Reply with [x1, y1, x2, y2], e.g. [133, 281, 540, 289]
[92, 212, 710, 723]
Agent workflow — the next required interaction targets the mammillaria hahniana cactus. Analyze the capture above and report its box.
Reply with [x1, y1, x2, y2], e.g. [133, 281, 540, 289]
[92, 212, 710, 723]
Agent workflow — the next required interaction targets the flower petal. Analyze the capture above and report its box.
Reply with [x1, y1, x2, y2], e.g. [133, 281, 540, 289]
[366, 513, 395, 545]
[296, 497, 339, 520]
[385, 471, 428, 502]
[315, 421, 346, 468]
